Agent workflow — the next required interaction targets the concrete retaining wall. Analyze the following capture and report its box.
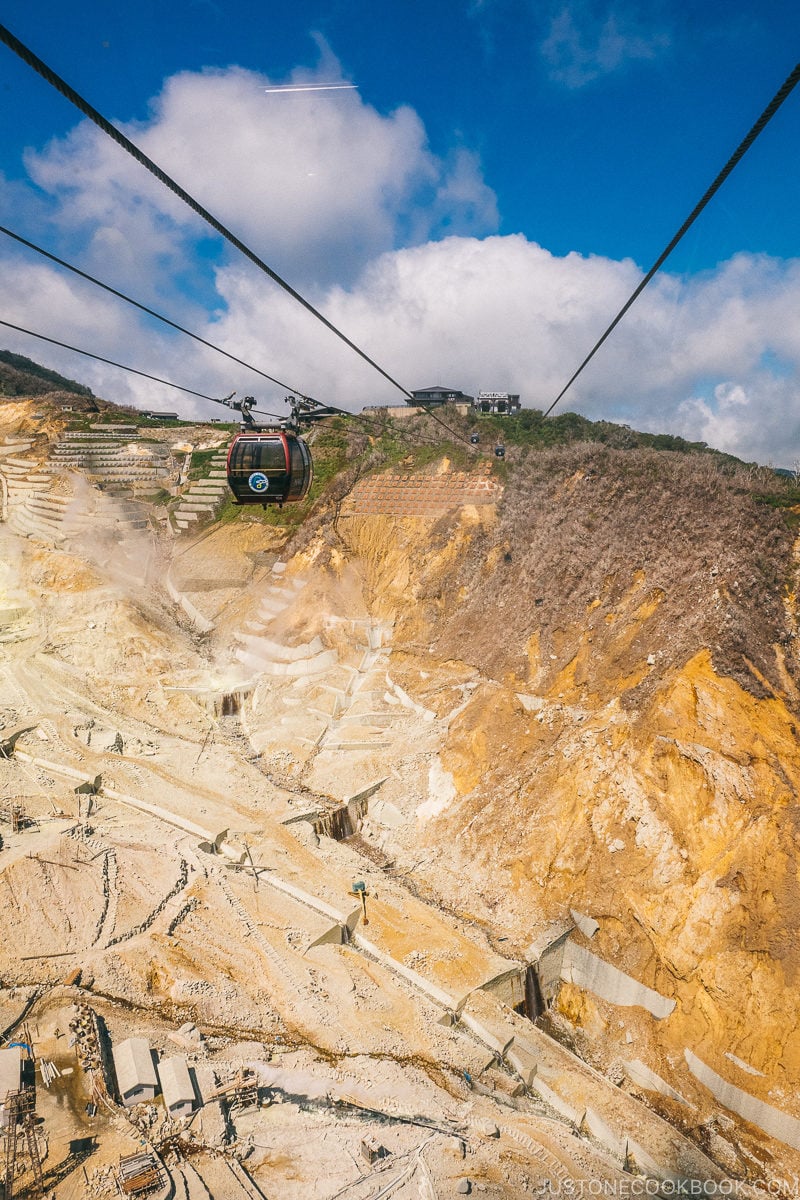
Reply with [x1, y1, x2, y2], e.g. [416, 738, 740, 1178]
[164, 576, 215, 633]
[479, 967, 528, 1012]
[561, 942, 675, 1019]
[624, 1059, 692, 1107]
[341, 463, 502, 518]
[685, 1049, 800, 1151]
[527, 924, 572, 1007]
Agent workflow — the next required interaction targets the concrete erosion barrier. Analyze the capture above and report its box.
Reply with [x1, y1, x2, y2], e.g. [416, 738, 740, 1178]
[561, 942, 675, 1019]
[685, 1049, 800, 1151]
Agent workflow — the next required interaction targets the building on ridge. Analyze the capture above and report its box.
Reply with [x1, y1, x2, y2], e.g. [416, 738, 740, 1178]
[474, 392, 521, 414]
[410, 385, 474, 406]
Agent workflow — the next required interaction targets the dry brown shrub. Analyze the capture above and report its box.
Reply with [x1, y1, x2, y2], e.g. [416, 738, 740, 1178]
[425, 445, 796, 703]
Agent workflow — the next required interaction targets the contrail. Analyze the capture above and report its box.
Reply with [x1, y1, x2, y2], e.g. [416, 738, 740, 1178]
[263, 83, 358, 93]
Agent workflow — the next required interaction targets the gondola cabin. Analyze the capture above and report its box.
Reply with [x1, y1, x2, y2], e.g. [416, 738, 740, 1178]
[226, 431, 313, 506]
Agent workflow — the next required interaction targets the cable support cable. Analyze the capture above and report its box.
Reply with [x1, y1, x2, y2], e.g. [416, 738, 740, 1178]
[0, 22, 414, 402]
[1, 304, 478, 449]
[0, 224, 474, 446]
[0, 26, 484, 452]
[340, 403, 474, 450]
[0, 219, 466, 446]
[0, 223, 306, 397]
[413, 400, 483, 451]
[0, 317, 245, 405]
[544, 60, 800, 418]
[0, 321, 444, 448]
[0, 224, 419, 434]
[342, 394, 486, 453]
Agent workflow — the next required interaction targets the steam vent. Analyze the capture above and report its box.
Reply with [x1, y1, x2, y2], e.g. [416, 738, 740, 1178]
[2, 390, 800, 1197]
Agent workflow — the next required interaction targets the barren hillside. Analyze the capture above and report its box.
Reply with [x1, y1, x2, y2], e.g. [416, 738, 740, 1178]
[3, 390, 800, 1195]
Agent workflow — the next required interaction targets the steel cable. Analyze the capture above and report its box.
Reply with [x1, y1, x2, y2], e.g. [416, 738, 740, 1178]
[1, 24, 505, 452]
[0, 317, 236, 404]
[0, 223, 302, 396]
[0, 316, 470, 448]
[544, 60, 800, 417]
[0, 22, 414, 401]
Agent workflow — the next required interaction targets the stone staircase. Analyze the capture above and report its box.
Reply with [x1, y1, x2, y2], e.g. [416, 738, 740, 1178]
[9, 488, 75, 544]
[172, 447, 231, 532]
[313, 622, 398, 752]
[0, 438, 54, 528]
[234, 566, 404, 758]
[0, 436, 151, 546]
[233, 569, 330, 678]
[7, 481, 149, 546]
[49, 427, 172, 491]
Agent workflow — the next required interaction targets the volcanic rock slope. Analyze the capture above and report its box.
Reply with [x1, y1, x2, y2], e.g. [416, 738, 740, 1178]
[3, 393, 800, 1193]
[338, 444, 800, 1110]
[201, 435, 800, 1166]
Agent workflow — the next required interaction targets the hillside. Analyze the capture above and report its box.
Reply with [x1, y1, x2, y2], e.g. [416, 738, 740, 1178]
[215, 410, 800, 1129]
[267, 424, 800, 1157]
[2, 381, 800, 1192]
[330, 444, 800, 1086]
[0, 348, 97, 398]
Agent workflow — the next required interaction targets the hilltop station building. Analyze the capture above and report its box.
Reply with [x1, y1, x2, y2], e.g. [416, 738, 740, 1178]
[474, 391, 521, 413]
[364, 385, 522, 419]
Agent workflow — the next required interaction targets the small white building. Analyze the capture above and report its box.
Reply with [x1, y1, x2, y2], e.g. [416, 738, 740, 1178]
[474, 392, 521, 414]
[157, 1056, 197, 1118]
[113, 1038, 158, 1107]
[0, 1047, 22, 1129]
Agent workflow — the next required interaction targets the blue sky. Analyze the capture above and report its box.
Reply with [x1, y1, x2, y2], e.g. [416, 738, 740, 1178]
[1, 1, 799, 461]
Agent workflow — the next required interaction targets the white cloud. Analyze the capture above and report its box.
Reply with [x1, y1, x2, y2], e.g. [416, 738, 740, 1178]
[675, 376, 800, 464]
[23, 63, 498, 293]
[168, 236, 799, 466]
[540, 3, 670, 88]
[4, 232, 800, 463]
[0, 245, 220, 411]
[2, 63, 799, 465]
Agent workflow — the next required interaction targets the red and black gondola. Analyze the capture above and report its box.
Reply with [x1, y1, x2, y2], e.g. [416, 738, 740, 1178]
[226, 430, 313, 506]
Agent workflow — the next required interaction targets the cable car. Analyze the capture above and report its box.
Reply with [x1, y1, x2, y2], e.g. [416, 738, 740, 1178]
[226, 430, 313, 506]
[494, 444, 506, 458]
[470, 432, 480, 444]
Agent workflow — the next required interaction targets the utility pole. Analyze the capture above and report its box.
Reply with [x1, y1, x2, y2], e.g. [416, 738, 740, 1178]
[349, 880, 370, 926]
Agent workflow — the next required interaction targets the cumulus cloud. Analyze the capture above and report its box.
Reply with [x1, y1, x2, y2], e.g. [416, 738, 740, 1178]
[4, 231, 800, 462]
[676, 377, 800, 464]
[2, 61, 799, 464]
[22, 62, 498, 294]
[540, 2, 670, 88]
[0, 250, 201, 406]
[193, 238, 800, 463]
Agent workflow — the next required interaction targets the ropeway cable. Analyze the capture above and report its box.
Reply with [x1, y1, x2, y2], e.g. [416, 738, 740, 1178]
[1, 312, 479, 449]
[0, 223, 304, 397]
[0, 317, 266, 407]
[0, 25, 486, 450]
[0, 226, 482, 449]
[0, 22, 414, 402]
[544, 60, 800, 417]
